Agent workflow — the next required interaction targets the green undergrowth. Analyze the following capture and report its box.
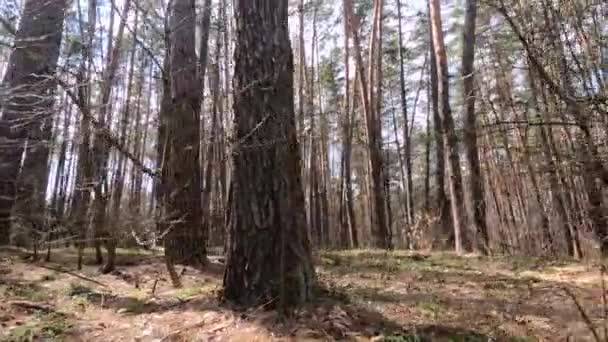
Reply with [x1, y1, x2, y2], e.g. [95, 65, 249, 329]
[2, 312, 73, 342]
[0, 283, 49, 302]
[174, 283, 217, 300]
[319, 249, 574, 277]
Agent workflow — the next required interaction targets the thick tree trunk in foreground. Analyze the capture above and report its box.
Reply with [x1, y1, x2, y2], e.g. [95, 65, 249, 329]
[163, 0, 206, 267]
[0, 0, 67, 246]
[223, 0, 314, 308]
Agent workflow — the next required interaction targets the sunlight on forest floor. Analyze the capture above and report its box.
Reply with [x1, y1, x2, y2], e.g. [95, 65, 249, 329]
[0, 247, 604, 341]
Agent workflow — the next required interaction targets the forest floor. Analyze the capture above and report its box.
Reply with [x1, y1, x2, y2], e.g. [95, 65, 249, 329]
[0, 247, 605, 341]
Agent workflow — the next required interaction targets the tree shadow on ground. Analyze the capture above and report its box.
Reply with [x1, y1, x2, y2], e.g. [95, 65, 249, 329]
[244, 284, 505, 341]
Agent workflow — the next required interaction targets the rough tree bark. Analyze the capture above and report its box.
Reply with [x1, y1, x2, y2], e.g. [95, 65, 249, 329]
[223, 0, 314, 308]
[163, 0, 206, 267]
[0, 0, 68, 246]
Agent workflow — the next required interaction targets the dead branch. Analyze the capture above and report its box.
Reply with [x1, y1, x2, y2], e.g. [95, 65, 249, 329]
[54, 76, 160, 179]
[563, 286, 601, 342]
[37, 264, 108, 288]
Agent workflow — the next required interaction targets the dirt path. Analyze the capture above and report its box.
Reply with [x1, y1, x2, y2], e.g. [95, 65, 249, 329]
[0, 248, 604, 341]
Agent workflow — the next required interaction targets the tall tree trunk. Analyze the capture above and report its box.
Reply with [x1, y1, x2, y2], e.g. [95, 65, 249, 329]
[460, 0, 488, 254]
[396, 0, 414, 226]
[307, 6, 320, 247]
[155, 6, 172, 254]
[428, 40, 451, 249]
[429, 0, 468, 254]
[163, 0, 206, 267]
[91, 0, 131, 266]
[48, 103, 73, 260]
[298, 0, 306, 136]
[424, 80, 432, 214]
[197, 0, 213, 183]
[71, 0, 97, 269]
[345, 0, 391, 249]
[390, 89, 409, 247]
[0, 0, 68, 246]
[223, 0, 314, 308]
[314, 38, 331, 248]
[340, 0, 358, 248]
[104, 9, 139, 273]
[202, 29, 222, 253]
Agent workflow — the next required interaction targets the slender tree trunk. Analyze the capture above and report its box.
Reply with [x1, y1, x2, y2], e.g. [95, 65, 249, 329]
[201, 31, 222, 253]
[390, 90, 409, 247]
[341, 0, 358, 248]
[104, 9, 139, 273]
[429, 0, 468, 254]
[396, 0, 414, 226]
[460, 0, 488, 254]
[345, 0, 391, 249]
[48, 103, 73, 260]
[298, 0, 306, 136]
[429, 40, 451, 249]
[91, 0, 131, 266]
[424, 80, 432, 213]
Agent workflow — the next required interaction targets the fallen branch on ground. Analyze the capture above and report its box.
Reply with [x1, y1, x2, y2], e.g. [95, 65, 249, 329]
[37, 264, 108, 288]
[563, 286, 601, 342]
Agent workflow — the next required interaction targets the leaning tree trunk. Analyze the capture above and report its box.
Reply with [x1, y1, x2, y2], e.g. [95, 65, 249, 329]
[223, 0, 314, 308]
[0, 0, 68, 246]
[163, 0, 206, 267]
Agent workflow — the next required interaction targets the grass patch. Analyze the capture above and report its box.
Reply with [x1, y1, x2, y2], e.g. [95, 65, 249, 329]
[4, 283, 48, 302]
[415, 296, 446, 320]
[67, 283, 94, 297]
[3, 312, 72, 341]
[118, 298, 148, 314]
[348, 286, 402, 303]
[175, 283, 216, 300]
[321, 249, 436, 274]
[66, 282, 105, 305]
